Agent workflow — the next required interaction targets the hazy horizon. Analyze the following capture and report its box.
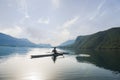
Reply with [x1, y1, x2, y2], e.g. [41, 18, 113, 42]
[0, 0, 120, 46]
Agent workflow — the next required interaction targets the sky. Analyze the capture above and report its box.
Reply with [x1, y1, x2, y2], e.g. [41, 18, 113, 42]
[0, 0, 120, 46]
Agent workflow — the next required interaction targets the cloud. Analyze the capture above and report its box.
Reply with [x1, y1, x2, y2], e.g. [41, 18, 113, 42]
[52, 0, 60, 8]
[16, 0, 29, 18]
[97, 0, 106, 11]
[50, 16, 79, 45]
[61, 16, 79, 40]
[28, 16, 80, 46]
[89, 0, 106, 20]
[0, 25, 24, 38]
[62, 16, 79, 36]
[62, 16, 79, 28]
[37, 18, 50, 24]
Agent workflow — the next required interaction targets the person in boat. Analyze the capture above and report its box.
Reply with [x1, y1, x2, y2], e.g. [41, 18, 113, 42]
[52, 47, 58, 54]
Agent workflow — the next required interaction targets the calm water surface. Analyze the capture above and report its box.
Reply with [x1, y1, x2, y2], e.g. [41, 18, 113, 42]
[0, 46, 120, 80]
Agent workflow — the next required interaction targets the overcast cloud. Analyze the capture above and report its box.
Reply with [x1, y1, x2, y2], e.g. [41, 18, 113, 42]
[0, 0, 120, 46]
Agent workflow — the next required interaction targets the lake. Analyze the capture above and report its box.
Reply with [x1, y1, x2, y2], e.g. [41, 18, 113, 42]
[0, 46, 120, 80]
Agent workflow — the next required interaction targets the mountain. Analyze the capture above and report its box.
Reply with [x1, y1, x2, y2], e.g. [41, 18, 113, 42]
[0, 33, 51, 47]
[61, 27, 120, 49]
[59, 39, 75, 46]
[37, 44, 52, 48]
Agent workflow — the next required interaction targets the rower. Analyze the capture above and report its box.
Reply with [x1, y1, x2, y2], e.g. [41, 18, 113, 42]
[52, 47, 57, 54]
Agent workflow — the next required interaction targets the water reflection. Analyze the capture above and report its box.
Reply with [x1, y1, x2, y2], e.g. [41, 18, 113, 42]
[75, 49, 120, 73]
[0, 46, 30, 64]
[31, 53, 64, 63]
[0, 47, 120, 80]
[0, 46, 29, 56]
[52, 54, 64, 63]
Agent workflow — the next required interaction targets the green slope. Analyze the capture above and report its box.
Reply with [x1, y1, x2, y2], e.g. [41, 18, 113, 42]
[64, 27, 120, 49]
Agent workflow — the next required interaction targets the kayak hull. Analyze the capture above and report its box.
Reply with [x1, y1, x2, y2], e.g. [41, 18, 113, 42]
[31, 53, 63, 59]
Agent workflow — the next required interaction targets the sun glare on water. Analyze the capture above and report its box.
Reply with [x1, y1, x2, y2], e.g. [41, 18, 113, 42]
[26, 75, 39, 80]
[22, 72, 43, 80]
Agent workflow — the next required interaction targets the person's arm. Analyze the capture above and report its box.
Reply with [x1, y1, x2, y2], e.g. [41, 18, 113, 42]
[52, 50, 54, 52]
